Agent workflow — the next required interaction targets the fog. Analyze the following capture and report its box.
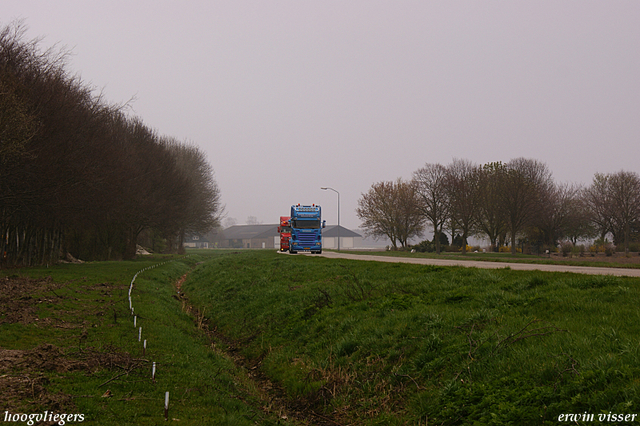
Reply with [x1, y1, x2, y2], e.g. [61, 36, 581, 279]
[4, 1, 639, 229]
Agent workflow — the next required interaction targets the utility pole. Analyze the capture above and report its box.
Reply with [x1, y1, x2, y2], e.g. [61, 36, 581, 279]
[321, 187, 340, 250]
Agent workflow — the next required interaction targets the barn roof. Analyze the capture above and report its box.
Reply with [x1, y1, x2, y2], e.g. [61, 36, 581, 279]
[222, 224, 279, 239]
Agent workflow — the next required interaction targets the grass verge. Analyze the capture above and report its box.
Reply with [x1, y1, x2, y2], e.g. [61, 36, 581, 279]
[182, 250, 640, 425]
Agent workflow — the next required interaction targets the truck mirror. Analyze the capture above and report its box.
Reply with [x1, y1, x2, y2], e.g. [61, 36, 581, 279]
[322, 220, 326, 228]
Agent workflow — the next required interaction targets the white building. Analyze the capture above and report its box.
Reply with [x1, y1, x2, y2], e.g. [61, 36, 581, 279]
[320, 225, 362, 249]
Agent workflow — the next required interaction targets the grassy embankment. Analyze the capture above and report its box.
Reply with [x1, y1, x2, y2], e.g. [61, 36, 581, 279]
[0, 253, 287, 426]
[182, 250, 640, 425]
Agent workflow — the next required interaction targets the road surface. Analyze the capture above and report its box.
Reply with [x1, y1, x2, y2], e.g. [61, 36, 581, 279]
[314, 251, 640, 277]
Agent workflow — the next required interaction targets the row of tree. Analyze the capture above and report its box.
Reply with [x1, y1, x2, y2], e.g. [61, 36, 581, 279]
[1, 23, 222, 267]
[357, 158, 640, 254]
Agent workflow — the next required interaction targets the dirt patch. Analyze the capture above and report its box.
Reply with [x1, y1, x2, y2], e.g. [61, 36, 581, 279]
[0, 275, 139, 415]
[0, 276, 120, 328]
[0, 276, 64, 325]
[0, 343, 139, 414]
[1, 343, 135, 374]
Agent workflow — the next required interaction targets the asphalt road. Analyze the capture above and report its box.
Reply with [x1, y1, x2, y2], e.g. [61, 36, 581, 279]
[314, 251, 640, 277]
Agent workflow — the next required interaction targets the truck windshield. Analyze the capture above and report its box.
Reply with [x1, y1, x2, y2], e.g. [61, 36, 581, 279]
[280, 226, 291, 233]
[292, 219, 320, 229]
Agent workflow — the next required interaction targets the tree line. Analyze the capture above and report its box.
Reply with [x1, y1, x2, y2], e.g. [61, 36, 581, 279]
[357, 158, 640, 254]
[1, 23, 222, 267]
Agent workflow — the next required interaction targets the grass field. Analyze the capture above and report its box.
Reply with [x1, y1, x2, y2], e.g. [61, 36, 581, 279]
[182, 250, 640, 425]
[2, 250, 640, 425]
[0, 253, 287, 426]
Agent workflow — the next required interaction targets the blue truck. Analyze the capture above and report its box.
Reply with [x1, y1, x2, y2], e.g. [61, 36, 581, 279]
[289, 204, 325, 254]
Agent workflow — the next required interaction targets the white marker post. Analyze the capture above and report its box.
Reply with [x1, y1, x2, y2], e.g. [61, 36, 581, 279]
[152, 361, 156, 382]
[164, 391, 169, 421]
[134, 316, 137, 328]
[138, 327, 142, 342]
[143, 339, 147, 356]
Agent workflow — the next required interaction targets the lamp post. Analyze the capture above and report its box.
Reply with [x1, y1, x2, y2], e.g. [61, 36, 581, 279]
[321, 187, 340, 251]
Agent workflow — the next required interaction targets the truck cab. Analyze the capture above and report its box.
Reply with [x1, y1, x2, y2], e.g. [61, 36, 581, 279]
[289, 204, 325, 254]
[277, 216, 291, 252]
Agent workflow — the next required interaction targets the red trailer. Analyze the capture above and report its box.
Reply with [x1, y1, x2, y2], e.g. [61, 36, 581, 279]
[277, 216, 291, 252]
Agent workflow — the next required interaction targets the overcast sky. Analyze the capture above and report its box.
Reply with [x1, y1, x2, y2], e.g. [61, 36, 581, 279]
[4, 1, 639, 230]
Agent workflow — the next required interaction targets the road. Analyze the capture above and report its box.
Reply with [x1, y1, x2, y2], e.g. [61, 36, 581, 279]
[315, 251, 640, 277]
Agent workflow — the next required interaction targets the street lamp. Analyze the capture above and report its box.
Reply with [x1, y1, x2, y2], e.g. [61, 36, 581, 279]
[321, 187, 340, 251]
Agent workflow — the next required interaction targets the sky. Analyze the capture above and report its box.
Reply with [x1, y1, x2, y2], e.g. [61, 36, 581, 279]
[3, 1, 640, 230]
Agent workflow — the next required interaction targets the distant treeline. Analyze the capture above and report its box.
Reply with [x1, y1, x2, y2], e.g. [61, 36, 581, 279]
[358, 158, 640, 254]
[1, 23, 222, 267]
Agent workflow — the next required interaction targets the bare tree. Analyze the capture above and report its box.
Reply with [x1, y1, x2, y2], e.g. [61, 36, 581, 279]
[356, 179, 424, 249]
[163, 138, 223, 252]
[246, 216, 261, 225]
[413, 163, 449, 254]
[607, 170, 640, 254]
[477, 162, 507, 252]
[500, 158, 553, 254]
[0, 77, 38, 166]
[564, 191, 596, 244]
[223, 217, 238, 228]
[535, 182, 584, 247]
[444, 159, 481, 254]
[0, 22, 223, 265]
[583, 173, 614, 243]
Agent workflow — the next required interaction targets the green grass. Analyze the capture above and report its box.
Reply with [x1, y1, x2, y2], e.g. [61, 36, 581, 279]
[182, 251, 640, 425]
[0, 253, 287, 425]
[4, 249, 640, 425]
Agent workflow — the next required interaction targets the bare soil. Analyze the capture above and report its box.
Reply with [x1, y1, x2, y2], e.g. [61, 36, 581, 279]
[0, 276, 62, 325]
[0, 277, 138, 415]
[0, 276, 120, 327]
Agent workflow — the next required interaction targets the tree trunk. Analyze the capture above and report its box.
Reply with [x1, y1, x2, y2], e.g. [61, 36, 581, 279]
[178, 229, 186, 255]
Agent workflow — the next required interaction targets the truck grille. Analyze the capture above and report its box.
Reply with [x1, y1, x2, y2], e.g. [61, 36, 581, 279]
[298, 233, 317, 245]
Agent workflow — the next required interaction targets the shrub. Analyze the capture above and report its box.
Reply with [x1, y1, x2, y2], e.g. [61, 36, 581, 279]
[434, 232, 449, 247]
[593, 238, 614, 255]
[412, 240, 435, 253]
[617, 242, 640, 253]
[499, 246, 522, 253]
[628, 242, 640, 252]
[604, 243, 616, 256]
[559, 241, 573, 257]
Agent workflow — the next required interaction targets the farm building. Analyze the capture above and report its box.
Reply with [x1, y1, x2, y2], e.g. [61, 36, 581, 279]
[322, 226, 362, 249]
[219, 224, 279, 249]
[217, 224, 361, 250]
[183, 234, 210, 249]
